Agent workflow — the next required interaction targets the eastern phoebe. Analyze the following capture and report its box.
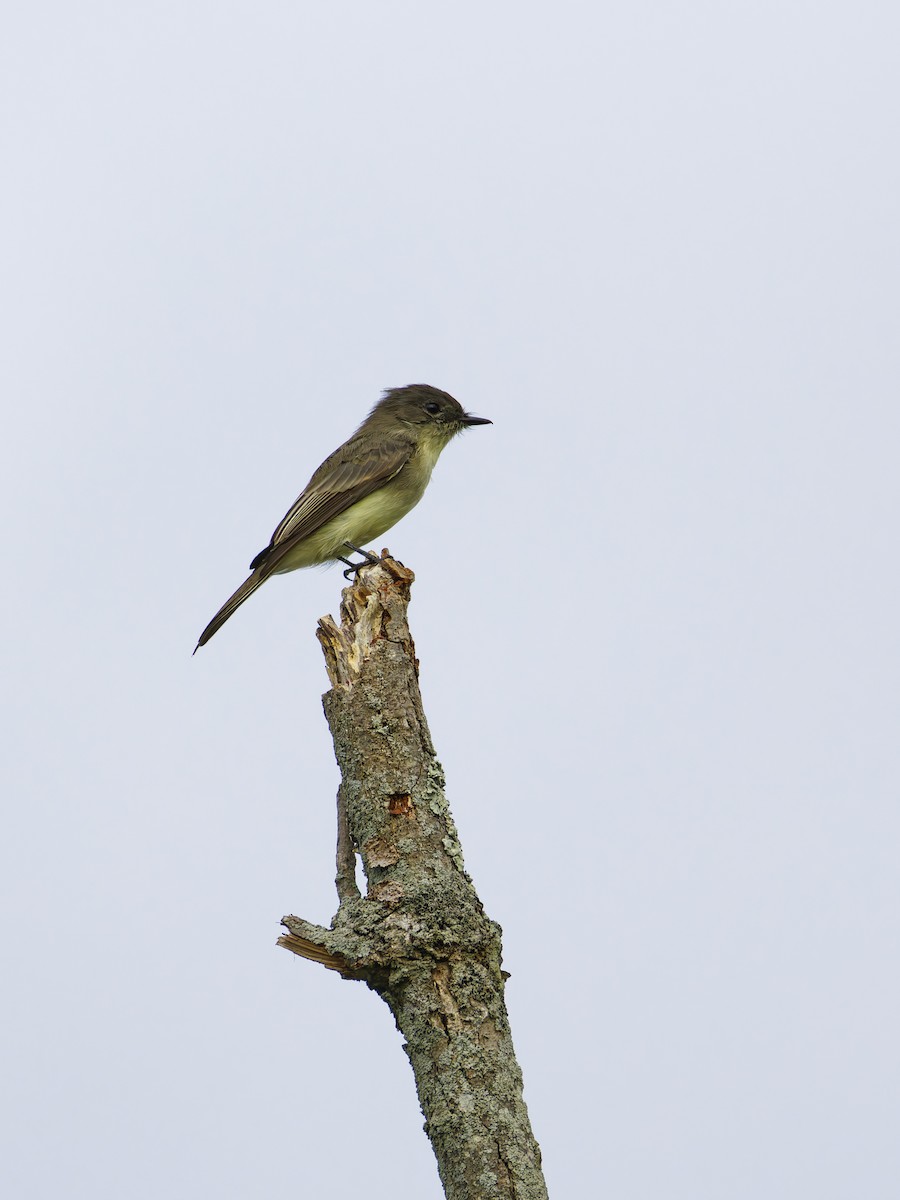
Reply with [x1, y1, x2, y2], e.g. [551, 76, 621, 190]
[194, 384, 491, 650]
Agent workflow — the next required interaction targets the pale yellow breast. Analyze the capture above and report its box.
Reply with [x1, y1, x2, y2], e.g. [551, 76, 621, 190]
[271, 440, 445, 573]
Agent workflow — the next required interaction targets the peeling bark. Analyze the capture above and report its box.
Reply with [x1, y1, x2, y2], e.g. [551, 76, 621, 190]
[278, 553, 547, 1200]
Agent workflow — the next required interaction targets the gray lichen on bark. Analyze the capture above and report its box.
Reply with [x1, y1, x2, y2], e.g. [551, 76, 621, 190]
[279, 554, 547, 1200]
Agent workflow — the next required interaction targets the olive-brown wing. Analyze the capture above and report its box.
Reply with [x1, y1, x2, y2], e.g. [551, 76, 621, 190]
[249, 436, 415, 574]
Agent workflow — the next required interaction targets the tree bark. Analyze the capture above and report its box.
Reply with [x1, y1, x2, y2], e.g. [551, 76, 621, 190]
[278, 553, 548, 1200]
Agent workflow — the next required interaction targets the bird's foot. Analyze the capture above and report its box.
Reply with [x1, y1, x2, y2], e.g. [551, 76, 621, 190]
[340, 543, 383, 580]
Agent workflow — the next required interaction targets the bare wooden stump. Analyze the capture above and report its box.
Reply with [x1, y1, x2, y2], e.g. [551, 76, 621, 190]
[278, 552, 547, 1200]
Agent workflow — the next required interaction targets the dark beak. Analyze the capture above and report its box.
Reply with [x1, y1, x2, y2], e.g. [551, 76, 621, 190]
[461, 414, 492, 426]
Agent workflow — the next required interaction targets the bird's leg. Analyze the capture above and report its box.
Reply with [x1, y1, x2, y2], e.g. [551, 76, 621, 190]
[340, 542, 382, 580]
[343, 542, 381, 563]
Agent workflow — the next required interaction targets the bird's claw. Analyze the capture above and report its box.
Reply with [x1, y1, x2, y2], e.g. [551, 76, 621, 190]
[339, 543, 382, 579]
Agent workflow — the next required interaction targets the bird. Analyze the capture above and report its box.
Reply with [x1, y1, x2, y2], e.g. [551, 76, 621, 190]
[194, 383, 491, 650]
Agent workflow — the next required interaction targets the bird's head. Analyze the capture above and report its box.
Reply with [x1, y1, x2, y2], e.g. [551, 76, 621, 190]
[370, 384, 492, 439]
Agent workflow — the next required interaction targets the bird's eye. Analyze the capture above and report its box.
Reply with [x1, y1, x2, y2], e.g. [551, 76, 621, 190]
[424, 402, 441, 415]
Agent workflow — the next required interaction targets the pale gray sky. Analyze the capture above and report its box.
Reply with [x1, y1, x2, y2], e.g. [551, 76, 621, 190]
[3, 3, 899, 1197]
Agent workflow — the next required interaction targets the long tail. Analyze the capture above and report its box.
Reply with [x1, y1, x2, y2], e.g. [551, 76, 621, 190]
[194, 570, 268, 652]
